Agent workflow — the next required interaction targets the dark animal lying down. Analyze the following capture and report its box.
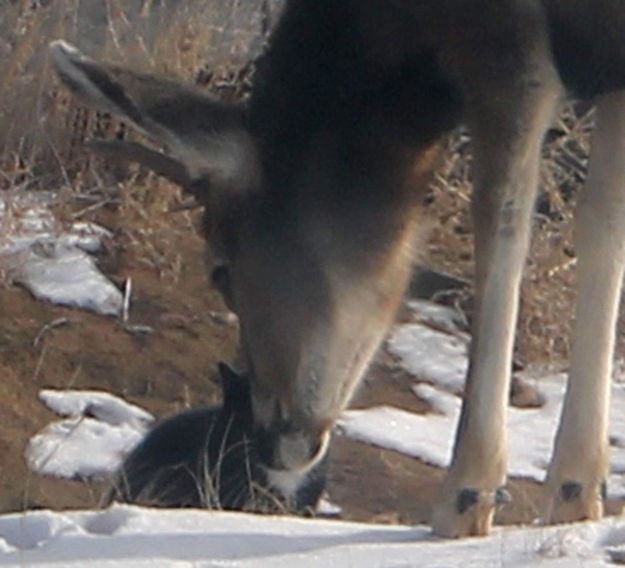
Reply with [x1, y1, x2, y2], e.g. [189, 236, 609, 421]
[108, 363, 327, 513]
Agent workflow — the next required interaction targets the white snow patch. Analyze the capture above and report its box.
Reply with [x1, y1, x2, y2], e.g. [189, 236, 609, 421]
[25, 417, 147, 480]
[387, 322, 469, 394]
[15, 243, 122, 316]
[0, 505, 624, 567]
[61, 221, 114, 253]
[338, 402, 455, 467]
[316, 497, 342, 516]
[405, 298, 469, 333]
[38, 389, 154, 426]
[0, 191, 122, 315]
[26, 390, 153, 480]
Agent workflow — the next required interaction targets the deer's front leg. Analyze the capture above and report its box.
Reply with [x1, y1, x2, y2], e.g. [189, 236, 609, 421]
[544, 91, 625, 524]
[431, 48, 560, 537]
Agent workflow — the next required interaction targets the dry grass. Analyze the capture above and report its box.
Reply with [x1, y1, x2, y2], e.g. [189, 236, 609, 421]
[0, 1, 277, 185]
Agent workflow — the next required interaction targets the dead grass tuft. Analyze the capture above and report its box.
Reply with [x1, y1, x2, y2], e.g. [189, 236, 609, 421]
[0, 1, 278, 185]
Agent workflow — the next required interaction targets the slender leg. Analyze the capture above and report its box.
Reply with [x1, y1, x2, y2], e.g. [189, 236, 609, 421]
[544, 91, 625, 523]
[431, 16, 561, 535]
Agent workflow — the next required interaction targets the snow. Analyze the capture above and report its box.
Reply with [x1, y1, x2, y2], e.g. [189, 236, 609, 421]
[386, 301, 469, 394]
[25, 390, 153, 480]
[38, 389, 154, 427]
[26, 417, 148, 480]
[0, 191, 123, 316]
[15, 243, 123, 316]
[0, 505, 624, 567]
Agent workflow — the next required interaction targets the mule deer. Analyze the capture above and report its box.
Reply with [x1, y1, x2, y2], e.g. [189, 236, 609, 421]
[50, 0, 625, 537]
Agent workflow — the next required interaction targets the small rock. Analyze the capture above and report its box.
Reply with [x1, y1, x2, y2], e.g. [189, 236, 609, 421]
[510, 376, 545, 408]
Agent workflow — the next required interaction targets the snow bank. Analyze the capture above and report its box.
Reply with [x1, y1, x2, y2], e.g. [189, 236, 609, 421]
[0, 505, 624, 567]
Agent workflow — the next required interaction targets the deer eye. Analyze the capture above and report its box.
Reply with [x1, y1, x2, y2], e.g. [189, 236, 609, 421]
[211, 264, 235, 310]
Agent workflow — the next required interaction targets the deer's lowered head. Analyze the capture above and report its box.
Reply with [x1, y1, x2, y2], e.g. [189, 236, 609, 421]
[50, 33, 441, 497]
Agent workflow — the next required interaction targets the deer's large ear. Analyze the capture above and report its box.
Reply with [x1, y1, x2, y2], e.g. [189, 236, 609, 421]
[49, 41, 258, 199]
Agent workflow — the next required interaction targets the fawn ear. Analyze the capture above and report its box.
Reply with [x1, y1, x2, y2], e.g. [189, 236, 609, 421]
[49, 40, 259, 201]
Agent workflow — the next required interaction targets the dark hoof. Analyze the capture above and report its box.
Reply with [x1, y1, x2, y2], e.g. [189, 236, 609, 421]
[560, 481, 583, 502]
[456, 486, 512, 514]
[495, 487, 512, 504]
[456, 488, 480, 514]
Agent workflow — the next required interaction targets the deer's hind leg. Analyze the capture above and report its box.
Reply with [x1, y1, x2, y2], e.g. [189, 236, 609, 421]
[543, 91, 625, 524]
[431, 11, 561, 537]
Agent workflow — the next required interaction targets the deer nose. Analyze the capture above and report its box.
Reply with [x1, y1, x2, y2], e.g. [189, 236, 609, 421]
[256, 424, 329, 471]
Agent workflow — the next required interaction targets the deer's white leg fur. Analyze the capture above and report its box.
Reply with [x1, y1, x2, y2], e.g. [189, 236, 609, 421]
[432, 39, 562, 536]
[544, 91, 625, 523]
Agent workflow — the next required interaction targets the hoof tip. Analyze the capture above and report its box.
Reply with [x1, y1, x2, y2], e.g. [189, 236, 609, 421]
[560, 481, 583, 502]
[456, 488, 480, 514]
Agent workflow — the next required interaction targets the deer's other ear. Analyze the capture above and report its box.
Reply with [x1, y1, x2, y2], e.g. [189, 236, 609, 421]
[49, 41, 258, 196]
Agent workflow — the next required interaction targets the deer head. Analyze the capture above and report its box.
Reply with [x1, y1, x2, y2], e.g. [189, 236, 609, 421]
[50, 38, 429, 491]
